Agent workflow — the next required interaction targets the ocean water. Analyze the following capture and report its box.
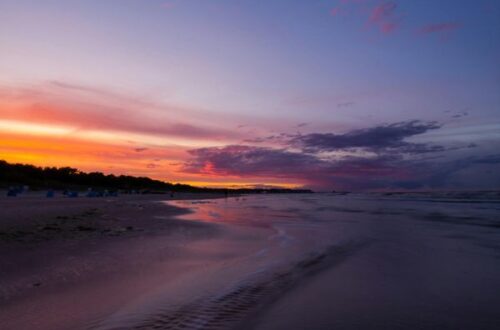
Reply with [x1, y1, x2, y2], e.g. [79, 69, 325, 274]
[94, 192, 500, 330]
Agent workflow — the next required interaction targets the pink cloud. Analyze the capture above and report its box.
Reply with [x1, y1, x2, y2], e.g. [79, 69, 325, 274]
[368, 2, 400, 34]
[369, 2, 397, 23]
[330, 0, 402, 35]
[329, 0, 464, 41]
[380, 22, 398, 34]
[0, 82, 244, 142]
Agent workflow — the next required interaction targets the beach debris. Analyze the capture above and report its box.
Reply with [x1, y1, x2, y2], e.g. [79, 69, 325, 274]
[40, 225, 61, 231]
[82, 209, 99, 217]
[77, 225, 97, 232]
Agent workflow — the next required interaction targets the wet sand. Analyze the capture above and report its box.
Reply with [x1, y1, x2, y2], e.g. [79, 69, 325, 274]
[0, 194, 358, 330]
[0, 193, 245, 330]
[165, 195, 500, 330]
[2, 193, 500, 329]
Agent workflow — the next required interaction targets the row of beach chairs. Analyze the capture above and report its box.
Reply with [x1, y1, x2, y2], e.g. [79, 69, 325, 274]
[6, 187, 119, 198]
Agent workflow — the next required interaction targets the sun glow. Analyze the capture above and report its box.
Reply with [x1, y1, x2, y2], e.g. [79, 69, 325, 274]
[0, 119, 75, 136]
[180, 181, 303, 189]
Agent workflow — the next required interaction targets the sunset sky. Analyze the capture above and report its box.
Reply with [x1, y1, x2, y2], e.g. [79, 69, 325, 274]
[1, 0, 499, 190]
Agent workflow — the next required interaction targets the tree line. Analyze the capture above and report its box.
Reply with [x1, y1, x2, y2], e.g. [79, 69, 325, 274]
[0, 160, 312, 194]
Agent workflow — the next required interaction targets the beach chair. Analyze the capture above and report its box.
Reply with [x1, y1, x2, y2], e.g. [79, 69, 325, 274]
[68, 191, 79, 198]
[86, 190, 97, 198]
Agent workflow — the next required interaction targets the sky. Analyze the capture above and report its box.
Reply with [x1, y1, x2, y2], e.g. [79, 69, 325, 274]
[1, 0, 499, 190]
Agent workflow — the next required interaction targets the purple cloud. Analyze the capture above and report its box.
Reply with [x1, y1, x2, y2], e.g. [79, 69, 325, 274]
[181, 119, 495, 190]
[182, 144, 413, 188]
[368, 2, 401, 34]
[183, 145, 326, 178]
[182, 144, 499, 190]
[292, 121, 442, 153]
[182, 145, 408, 189]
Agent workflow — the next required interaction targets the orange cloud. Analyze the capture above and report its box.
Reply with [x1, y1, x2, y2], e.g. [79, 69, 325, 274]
[0, 81, 244, 144]
[0, 81, 303, 188]
[0, 131, 187, 179]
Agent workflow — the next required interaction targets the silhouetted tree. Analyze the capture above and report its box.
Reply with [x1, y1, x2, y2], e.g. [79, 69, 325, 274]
[0, 160, 313, 194]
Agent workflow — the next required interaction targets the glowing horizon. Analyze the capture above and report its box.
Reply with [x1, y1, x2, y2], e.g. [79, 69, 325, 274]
[1, 0, 499, 190]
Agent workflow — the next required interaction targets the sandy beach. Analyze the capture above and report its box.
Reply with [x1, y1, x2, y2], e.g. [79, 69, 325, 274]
[1, 193, 500, 330]
[0, 193, 244, 329]
[3, 0, 500, 328]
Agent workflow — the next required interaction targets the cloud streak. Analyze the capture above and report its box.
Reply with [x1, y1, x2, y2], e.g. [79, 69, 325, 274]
[419, 22, 463, 34]
[329, 1, 465, 39]
[418, 22, 463, 40]
[368, 2, 400, 34]
[0, 81, 244, 144]
[292, 120, 442, 153]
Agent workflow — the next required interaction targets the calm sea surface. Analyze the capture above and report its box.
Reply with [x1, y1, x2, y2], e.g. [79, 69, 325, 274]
[93, 192, 500, 330]
[167, 192, 500, 330]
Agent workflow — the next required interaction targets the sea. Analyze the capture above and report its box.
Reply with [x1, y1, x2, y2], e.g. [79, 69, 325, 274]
[94, 192, 500, 330]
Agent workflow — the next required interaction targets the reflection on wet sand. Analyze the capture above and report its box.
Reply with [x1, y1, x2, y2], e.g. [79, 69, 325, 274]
[1, 193, 500, 329]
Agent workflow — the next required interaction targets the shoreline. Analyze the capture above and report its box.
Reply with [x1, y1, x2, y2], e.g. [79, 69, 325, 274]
[1, 193, 342, 330]
[0, 193, 244, 330]
[3, 193, 500, 329]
